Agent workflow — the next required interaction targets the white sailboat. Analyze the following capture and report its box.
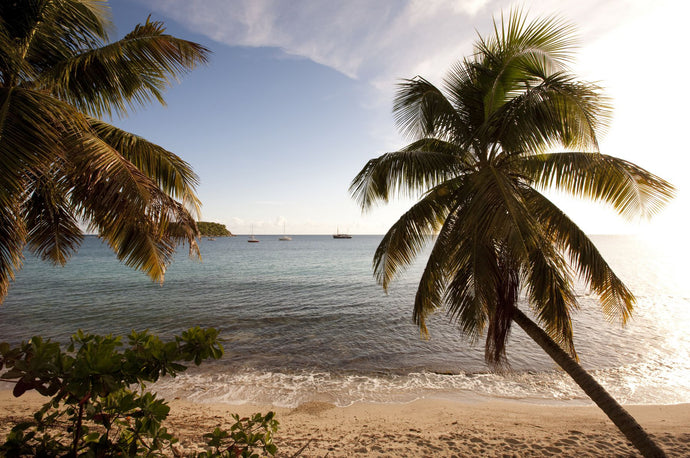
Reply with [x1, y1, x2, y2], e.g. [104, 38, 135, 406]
[248, 225, 259, 243]
[278, 223, 292, 241]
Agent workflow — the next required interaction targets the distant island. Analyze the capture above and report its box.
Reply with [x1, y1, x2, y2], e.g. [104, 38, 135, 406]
[197, 221, 234, 237]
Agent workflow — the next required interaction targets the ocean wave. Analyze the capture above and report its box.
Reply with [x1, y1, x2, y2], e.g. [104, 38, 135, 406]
[150, 365, 690, 408]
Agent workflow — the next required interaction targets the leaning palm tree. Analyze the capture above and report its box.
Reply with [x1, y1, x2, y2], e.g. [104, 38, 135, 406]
[351, 11, 673, 458]
[0, 0, 208, 303]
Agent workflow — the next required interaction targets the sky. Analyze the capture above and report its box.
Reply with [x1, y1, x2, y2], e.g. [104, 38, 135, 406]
[107, 0, 689, 236]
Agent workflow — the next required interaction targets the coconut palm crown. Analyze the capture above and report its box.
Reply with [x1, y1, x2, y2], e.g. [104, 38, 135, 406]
[351, 10, 673, 457]
[0, 0, 209, 303]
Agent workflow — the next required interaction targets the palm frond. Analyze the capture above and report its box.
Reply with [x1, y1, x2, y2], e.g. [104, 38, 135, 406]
[409, 201, 500, 339]
[475, 165, 579, 354]
[437, 227, 495, 343]
[393, 77, 464, 141]
[437, 193, 523, 366]
[523, 186, 635, 322]
[477, 9, 577, 77]
[2, 0, 111, 83]
[0, 200, 26, 303]
[411, 224, 453, 338]
[470, 10, 579, 133]
[23, 167, 83, 265]
[0, 19, 34, 84]
[0, 88, 83, 207]
[373, 180, 460, 291]
[88, 118, 201, 217]
[494, 73, 610, 155]
[65, 127, 199, 283]
[518, 152, 675, 220]
[350, 145, 465, 210]
[99, 194, 199, 280]
[482, 165, 542, 257]
[521, 241, 578, 357]
[105, 219, 175, 281]
[442, 59, 488, 149]
[484, 248, 520, 367]
[41, 17, 209, 117]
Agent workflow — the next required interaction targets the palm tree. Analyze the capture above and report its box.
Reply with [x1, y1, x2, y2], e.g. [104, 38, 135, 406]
[0, 0, 209, 303]
[350, 11, 673, 458]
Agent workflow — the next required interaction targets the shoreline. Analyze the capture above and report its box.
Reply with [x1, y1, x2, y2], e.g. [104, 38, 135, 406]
[1, 390, 688, 456]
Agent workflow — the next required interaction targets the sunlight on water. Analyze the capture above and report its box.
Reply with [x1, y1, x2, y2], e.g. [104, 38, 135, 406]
[1, 234, 689, 406]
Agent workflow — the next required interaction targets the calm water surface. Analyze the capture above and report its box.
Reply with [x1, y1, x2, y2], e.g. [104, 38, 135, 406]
[1, 234, 688, 407]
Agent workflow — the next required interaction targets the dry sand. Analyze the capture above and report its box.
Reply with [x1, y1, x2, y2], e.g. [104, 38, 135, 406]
[1, 390, 688, 456]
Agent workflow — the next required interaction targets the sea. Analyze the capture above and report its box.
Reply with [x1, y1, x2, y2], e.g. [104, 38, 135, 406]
[1, 234, 688, 407]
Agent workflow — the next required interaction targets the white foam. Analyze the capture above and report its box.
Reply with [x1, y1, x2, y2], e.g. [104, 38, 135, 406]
[150, 365, 690, 408]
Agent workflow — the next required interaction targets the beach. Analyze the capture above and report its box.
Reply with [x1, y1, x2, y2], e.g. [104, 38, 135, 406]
[1, 236, 689, 456]
[3, 236, 690, 409]
[1, 390, 688, 457]
[3, 1, 688, 456]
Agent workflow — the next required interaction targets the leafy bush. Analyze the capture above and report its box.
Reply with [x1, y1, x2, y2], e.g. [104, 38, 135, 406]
[0, 328, 278, 457]
[198, 412, 279, 457]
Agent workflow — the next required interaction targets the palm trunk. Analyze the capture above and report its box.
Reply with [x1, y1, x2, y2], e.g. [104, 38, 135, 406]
[511, 308, 665, 458]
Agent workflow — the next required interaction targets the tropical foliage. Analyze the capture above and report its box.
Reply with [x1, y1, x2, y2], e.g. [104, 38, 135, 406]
[351, 10, 673, 457]
[198, 221, 234, 237]
[198, 413, 279, 458]
[0, 328, 278, 457]
[0, 0, 208, 304]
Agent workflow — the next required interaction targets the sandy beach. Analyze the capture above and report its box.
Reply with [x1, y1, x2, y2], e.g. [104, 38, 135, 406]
[1, 390, 688, 457]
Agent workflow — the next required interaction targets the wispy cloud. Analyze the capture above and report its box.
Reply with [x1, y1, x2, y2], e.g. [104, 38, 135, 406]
[133, 0, 495, 86]
[134, 0, 653, 90]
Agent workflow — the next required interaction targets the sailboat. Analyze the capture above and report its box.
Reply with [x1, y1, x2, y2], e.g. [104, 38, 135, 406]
[332, 227, 352, 239]
[278, 223, 292, 241]
[248, 225, 259, 243]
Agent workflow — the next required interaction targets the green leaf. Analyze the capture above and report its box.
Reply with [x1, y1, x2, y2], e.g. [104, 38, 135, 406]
[84, 432, 101, 443]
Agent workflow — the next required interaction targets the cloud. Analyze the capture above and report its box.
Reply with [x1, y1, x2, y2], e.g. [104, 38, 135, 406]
[132, 0, 495, 83]
[135, 0, 656, 91]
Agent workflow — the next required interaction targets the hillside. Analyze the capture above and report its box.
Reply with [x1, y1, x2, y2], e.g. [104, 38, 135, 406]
[197, 221, 233, 237]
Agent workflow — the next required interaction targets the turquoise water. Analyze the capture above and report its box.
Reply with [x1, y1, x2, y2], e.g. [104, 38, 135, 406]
[1, 234, 689, 407]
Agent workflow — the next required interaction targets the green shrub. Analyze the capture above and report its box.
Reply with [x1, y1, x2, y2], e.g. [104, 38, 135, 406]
[198, 412, 279, 458]
[0, 328, 278, 457]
